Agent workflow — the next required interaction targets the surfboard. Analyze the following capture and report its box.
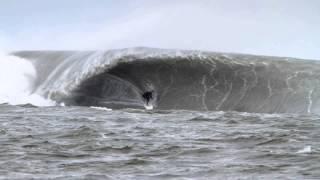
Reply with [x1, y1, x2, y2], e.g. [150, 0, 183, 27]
[144, 104, 153, 110]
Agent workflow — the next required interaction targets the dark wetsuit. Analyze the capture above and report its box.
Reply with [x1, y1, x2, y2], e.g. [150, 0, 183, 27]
[142, 91, 153, 105]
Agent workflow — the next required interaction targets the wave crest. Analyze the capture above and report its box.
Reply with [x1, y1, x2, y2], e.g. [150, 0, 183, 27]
[13, 47, 320, 113]
[0, 52, 54, 106]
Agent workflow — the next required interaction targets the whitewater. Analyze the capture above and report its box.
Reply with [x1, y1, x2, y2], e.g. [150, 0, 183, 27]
[0, 52, 53, 106]
[0, 47, 319, 179]
[7, 47, 320, 113]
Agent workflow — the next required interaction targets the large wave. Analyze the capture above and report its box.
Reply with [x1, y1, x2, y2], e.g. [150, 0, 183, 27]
[0, 52, 53, 106]
[12, 47, 320, 113]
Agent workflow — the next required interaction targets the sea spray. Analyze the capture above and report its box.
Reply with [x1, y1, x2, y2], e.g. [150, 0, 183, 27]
[0, 52, 54, 106]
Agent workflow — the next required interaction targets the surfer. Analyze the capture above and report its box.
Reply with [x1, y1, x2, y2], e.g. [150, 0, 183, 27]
[142, 91, 153, 106]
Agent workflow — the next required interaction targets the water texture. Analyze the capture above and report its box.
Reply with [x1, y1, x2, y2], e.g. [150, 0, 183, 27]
[0, 105, 319, 179]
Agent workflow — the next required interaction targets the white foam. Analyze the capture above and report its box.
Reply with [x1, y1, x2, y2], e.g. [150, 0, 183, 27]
[90, 106, 112, 111]
[0, 52, 54, 106]
[297, 146, 312, 154]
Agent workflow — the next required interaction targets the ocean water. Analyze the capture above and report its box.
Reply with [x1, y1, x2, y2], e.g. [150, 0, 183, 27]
[2, 47, 320, 179]
[0, 104, 319, 179]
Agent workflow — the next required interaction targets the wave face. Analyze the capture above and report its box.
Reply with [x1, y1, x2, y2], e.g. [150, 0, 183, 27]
[13, 47, 320, 113]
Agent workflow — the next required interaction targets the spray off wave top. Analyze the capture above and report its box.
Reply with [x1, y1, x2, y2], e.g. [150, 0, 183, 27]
[9, 47, 320, 114]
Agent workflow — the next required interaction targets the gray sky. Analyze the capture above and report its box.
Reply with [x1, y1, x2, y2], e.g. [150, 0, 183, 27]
[1, 0, 319, 59]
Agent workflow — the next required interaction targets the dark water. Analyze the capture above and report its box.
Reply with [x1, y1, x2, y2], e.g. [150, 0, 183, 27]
[0, 104, 319, 179]
[14, 48, 320, 114]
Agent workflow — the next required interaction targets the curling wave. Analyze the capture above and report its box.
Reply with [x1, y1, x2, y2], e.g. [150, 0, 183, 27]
[12, 47, 320, 113]
[0, 52, 53, 106]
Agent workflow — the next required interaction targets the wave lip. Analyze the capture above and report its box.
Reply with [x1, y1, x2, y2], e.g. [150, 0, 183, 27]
[13, 47, 320, 114]
[0, 52, 54, 106]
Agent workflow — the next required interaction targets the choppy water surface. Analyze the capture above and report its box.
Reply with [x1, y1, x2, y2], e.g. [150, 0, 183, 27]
[0, 104, 319, 179]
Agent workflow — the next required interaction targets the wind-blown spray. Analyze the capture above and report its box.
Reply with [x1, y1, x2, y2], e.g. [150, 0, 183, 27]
[0, 52, 54, 106]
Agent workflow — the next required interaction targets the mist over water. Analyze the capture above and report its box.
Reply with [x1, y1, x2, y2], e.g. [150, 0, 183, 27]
[0, 1, 320, 179]
[1, 1, 320, 59]
[0, 52, 53, 106]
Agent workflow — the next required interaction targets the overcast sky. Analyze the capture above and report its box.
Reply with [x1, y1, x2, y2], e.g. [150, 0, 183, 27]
[0, 0, 319, 59]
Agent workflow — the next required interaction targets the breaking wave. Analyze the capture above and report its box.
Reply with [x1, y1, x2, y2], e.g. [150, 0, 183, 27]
[0, 52, 53, 106]
[11, 47, 320, 113]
